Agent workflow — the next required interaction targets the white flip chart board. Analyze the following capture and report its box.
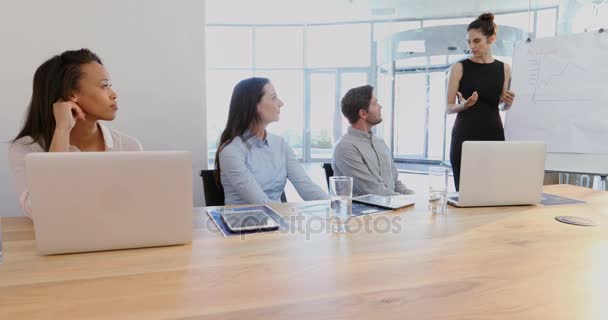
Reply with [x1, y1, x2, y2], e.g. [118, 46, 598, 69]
[505, 31, 608, 175]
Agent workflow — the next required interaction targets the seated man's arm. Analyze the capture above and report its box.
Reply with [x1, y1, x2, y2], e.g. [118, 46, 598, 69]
[392, 160, 414, 195]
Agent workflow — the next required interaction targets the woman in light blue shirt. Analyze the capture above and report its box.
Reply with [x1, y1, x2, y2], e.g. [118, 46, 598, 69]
[215, 77, 329, 205]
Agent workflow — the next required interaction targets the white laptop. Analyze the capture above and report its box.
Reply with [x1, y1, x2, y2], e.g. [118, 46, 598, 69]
[25, 151, 193, 255]
[447, 141, 546, 207]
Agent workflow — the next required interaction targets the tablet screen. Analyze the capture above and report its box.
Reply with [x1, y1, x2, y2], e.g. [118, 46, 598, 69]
[221, 210, 278, 231]
[353, 194, 415, 209]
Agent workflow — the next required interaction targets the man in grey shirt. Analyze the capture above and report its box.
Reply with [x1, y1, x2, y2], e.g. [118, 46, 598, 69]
[332, 85, 414, 197]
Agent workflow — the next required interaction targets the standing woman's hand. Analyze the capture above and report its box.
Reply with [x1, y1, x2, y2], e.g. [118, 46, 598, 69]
[53, 100, 85, 131]
[456, 91, 479, 110]
[501, 90, 515, 106]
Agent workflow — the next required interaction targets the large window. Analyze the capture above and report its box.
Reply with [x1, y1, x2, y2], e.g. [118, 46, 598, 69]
[207, 27, 252, 68]
[207, 6, 561, 165]
[206, 22, 372, 163]
[308, 72, 336, 160]
[306, 23, 371, 68]
[377, 7, 559, 164]
[340, 72, 369, 135]
[206, 69, 253, 161]
[536, 8, 557, 38]
[394, 72, 426, 158]
[495, 11, 534, 32]
[255, 70, 305, 158]
[255, 27, 304, 68]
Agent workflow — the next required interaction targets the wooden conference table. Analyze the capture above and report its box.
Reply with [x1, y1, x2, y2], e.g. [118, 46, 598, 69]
[1, 185, 608, 319]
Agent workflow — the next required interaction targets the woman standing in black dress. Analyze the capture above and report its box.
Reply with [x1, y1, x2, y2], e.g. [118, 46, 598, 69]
[446, 13, 516, 190]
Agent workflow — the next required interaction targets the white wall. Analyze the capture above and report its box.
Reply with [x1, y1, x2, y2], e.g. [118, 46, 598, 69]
[0, 0, 207, 216]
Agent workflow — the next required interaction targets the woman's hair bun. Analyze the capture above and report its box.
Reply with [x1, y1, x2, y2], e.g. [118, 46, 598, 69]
[478, 13, 494, 22]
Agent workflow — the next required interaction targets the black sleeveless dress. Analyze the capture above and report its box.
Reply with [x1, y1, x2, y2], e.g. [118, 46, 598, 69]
[450, 59, 505, 191]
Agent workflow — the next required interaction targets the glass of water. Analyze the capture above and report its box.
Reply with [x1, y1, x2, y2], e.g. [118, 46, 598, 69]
[329, 176, 353, 233]
[428, 166, 448, 214]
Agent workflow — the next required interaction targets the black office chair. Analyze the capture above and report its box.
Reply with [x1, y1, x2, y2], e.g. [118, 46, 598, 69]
[200, 169, 287, 206]
[200, 169, 225, 206]
[321, 162, 334, 188]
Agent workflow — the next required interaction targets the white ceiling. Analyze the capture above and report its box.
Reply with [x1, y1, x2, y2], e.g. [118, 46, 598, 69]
[206, 0, 569, 24]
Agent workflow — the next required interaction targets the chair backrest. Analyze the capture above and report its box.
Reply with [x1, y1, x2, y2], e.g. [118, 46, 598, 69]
[200, 170, 225, 206]
[322, 163, 334, 188]
[201, 169, 287, 205]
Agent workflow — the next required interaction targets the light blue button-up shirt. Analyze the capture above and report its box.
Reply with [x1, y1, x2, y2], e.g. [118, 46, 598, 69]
[219, 131, 329, 205]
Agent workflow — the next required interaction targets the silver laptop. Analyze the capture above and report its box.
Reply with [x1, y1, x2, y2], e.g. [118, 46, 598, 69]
[26, 151, 193, 255]
[447, 141, 546, 207]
